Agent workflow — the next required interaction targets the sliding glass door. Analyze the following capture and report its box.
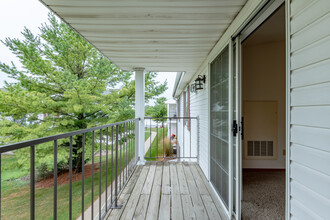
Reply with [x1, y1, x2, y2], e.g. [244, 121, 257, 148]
[210, 41, 241, 219]
[210, 46, 230, 208]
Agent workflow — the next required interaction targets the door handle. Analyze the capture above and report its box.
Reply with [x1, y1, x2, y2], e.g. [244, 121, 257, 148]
[232, 120, 238, 137]
[241, 117, 244, 140]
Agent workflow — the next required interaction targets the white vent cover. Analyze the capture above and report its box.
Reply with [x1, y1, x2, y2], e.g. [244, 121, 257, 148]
[247, 141, 274, 157]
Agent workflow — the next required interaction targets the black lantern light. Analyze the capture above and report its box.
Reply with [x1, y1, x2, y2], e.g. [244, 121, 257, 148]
[195, 75, 206, 90]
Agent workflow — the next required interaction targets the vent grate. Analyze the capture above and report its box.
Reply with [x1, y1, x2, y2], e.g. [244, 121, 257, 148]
[247, 141, 274, 157]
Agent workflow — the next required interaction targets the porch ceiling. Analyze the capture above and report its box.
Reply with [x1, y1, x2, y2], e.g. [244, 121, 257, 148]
[39, 0, 246, 74]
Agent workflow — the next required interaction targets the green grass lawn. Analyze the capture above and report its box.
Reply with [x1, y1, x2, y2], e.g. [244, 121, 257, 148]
[144, 131, 151, 141]
[1, 139, 136, 219]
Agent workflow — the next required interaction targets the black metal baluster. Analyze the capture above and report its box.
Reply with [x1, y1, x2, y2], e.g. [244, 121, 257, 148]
[127, 122, 130, 173]
[115, 125, 119, 206]
[0, 154, 1, 220]
[105, 128, 109, 211]
[30, 146, 35, 220]
[54, 140, 57, 220]
[115, 125, 119, 207]
[162, 121, 165, 158]
[91, 131, 95, 220]
[125, 123, 128, 181]
[121, 124, 124, 188]
[170, 118, 172, 158]
[150, 118, 152, 158]
[129, 121, 133, 174]
[82, 134, 85, 220]
[99, 129, 102, 220]
[156, 120, 158, 158]
[111, 126, 114, 204]
[111, 125, 122, 209]
[119, 124, 122, 190]
[69, 137, 73, 220]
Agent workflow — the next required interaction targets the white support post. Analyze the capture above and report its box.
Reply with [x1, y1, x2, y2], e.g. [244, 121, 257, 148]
[134, 67, 145, 165]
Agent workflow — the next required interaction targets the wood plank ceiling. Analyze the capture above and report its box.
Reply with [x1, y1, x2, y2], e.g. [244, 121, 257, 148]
[40, 0, 246, 75]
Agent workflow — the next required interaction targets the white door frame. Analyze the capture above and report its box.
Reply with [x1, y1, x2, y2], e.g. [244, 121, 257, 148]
[285, 1, 291, 219]
[234, 35, 243, 220]
[232, 1, 288, 219]
[207, 1, 290, 219]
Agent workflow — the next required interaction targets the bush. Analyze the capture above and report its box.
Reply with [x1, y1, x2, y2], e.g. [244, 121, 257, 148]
[161, 137, 172, 157]
[36, 163, 53, 181]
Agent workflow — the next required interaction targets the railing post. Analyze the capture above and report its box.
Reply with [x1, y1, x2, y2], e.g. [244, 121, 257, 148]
[134, 68, 145, 165]
[135, 119, 139, 164]
[53, 140, 57, 220]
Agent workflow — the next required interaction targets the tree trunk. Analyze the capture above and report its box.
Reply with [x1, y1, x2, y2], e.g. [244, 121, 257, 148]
[73, 113, 86, 174]
[73, 134, 84, 173]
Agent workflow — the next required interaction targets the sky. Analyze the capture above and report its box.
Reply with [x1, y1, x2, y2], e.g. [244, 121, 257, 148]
[0, 0, 176, 104]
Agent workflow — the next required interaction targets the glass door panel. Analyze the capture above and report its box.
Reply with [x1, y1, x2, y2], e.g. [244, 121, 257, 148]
[210, 46, 230, 208]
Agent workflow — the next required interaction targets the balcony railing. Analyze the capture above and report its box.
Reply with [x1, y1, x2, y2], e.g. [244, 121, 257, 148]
[0, 119, 139, 220]
[144, 117, 199, 161]
[0, 116, 198, 219]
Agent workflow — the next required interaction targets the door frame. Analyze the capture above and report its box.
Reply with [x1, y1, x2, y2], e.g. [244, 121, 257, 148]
[232, 35, 242, 220]
[206, 0, 290, 219]
[231, 0, 288, 219]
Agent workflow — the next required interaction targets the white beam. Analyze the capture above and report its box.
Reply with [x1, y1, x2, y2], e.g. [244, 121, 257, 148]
[134, 67, 145, 164]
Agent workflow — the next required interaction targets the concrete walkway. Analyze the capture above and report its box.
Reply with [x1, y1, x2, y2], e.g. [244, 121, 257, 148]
[144, 131, 157, 155]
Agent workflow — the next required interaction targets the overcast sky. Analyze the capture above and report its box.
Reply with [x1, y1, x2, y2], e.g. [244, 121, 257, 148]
[0, 0, 176, 103]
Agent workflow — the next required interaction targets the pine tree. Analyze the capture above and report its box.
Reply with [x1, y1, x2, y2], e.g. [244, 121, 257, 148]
[0, 13, 167, 174]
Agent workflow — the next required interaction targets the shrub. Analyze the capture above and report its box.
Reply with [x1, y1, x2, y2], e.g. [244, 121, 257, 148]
[161, 137, 172, 157]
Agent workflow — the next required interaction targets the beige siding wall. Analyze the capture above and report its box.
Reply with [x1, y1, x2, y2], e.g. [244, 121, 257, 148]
[242, 41, 286, 168]
[289, 0, 330, 218]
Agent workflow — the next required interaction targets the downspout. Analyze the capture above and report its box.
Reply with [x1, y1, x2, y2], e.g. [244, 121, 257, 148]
[172, 72, 185, 99]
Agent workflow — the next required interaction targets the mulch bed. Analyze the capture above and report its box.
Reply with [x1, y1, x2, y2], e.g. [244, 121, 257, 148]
[35, 164, 99, 188]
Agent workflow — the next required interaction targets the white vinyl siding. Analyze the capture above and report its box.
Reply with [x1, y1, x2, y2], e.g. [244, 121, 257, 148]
[176, 66, 209, 176]
[289, 0, 330, 218]
[189, 66, 209, 177]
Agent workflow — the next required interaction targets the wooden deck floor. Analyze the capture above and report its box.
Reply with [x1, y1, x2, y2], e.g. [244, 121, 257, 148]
[106, 161, 227, 220]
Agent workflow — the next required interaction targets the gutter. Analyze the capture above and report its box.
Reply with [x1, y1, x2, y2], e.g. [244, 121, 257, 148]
[172, 72, 184, 99]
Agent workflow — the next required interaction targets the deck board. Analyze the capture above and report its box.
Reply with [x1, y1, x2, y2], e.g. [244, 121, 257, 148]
[119, 165, 150, 219]
[195, 164, 228, 219]
[170, 163, 184, 220]
[106, 162, 227, 220]
[162, 162, 171, 195]
[133, 194, 149, 220]
[159, 194, 171, 220]
[145, 164, 163, 220]
[177, 163, 190, 195]
[183, 163, 209, 219]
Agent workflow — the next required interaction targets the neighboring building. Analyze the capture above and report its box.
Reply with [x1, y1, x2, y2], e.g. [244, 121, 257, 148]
[165, 99, 177, 152]
[165, 99, 177, 134]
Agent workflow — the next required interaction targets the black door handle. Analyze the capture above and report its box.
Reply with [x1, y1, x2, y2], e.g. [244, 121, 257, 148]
[241, 117, 244, 140]
[232, 120, 238, 137]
